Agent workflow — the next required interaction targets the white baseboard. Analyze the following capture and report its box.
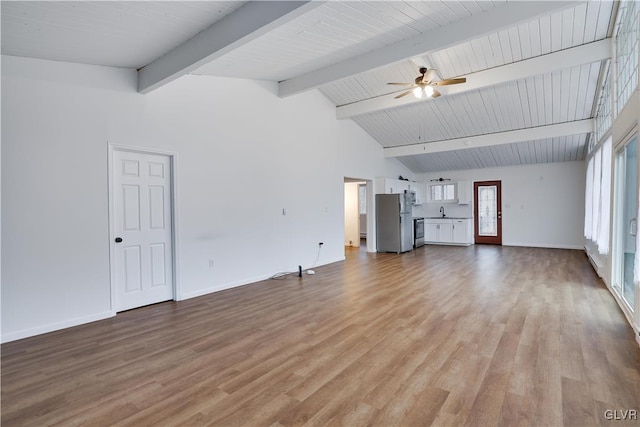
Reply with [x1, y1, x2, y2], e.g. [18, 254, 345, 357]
[606, 286, 640, 348]
[1, 310, 115, 344]
[179, 273, 276, 300]
[582, 244, 608, 280]
[586, 251, 605, 278]
[503, 242, 584, 250]
[2, 258, 348, 343]
[179, 256, 345, 301]
[424, 242, 472, 247]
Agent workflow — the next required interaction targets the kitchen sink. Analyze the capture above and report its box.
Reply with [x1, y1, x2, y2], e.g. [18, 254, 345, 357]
[426, 216, 470, 219]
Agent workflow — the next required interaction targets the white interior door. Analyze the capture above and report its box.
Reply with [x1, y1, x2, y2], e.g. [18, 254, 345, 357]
[112, 150, 174, 311]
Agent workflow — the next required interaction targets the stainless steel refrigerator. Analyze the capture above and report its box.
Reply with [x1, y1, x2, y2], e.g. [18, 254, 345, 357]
[376, 192, 413, 253]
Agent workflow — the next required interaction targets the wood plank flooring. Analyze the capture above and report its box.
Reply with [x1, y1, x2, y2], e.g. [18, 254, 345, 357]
[2, 245, 639, 426]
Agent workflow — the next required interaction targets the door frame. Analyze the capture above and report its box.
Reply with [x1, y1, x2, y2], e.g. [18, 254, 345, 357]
[343, 177, 375, 253]
[611, 131, 638, 315]
[474, 180, 502, 245]
[108, 143, 181, 314]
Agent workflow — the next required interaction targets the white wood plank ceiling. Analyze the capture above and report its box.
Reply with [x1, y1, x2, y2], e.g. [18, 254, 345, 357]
[399, 135, 589, 172]
[352, 63, 602, 147]
[320, 1, 612, 106]
[193, 1, 503, 81]
[1, 1, 247, 69]
[1, 1, 616, 173]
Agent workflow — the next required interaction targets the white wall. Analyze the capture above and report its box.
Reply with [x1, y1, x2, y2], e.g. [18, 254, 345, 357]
[1, 55, 413, 342]
[343, 183, 360, 247]
[416, 161, 586, 249]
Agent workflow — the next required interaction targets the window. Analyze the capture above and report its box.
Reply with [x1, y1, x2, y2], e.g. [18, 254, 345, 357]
[429, 183, 455, 202]
[595, 61, 611, 142]
[615, 0, 639, 115]
[358, 184, 366, 214]
[478, 185, 498, 236]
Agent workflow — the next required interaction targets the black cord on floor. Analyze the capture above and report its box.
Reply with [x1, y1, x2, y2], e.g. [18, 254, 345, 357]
[311, 245, 322, 269]
[270, 245, 323, 280]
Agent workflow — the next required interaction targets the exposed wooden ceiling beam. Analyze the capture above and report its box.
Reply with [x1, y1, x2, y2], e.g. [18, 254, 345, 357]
[384, 119, 594, 158]
[338, 39, 611, 119]
[138, 1, 321, 94]
[278, 1, 581, 98]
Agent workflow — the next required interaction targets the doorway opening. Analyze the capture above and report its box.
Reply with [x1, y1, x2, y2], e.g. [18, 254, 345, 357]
[344, 178, 374, 253]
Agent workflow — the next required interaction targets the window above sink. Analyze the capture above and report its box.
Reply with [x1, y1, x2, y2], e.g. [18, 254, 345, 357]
[426, 180, 472, 204]
[428, 183, 456, 202]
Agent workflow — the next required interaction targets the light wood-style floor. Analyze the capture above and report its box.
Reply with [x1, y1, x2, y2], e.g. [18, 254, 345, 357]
[2, 245, 639, 426]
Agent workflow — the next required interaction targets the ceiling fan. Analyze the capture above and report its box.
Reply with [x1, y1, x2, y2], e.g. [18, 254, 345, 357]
[387, 67, 466, 99]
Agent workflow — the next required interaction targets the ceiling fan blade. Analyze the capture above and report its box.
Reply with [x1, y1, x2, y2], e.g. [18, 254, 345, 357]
[423, 68, 438, 83]
[387, 82, 413, 86]
[434, 77, 466, 86]
[431, 89, 442, 98]
[394, 90, 413, 99]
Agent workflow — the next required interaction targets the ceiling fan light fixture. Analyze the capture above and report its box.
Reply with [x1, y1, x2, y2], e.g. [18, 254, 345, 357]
[412, 85, 434, 99]
[388, 67, 465, 100]
[424, 85, 434, 97]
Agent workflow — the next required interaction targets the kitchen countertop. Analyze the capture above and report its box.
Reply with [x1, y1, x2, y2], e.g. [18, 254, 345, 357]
[425, 216, 472, 219]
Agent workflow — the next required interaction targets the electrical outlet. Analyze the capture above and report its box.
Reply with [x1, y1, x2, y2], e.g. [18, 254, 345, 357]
[209, 259, 215, 268]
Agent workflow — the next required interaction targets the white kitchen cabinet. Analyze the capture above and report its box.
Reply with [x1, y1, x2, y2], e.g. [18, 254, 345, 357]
[383, 178, 395, 194]
[425, 223, 439, 242]
[376, 178, 409, 194]
[452, 219, 472, 244]
[395, 180, 410, 194]
[425, 218, 472, 246]
[424, 219, 452, 243]
[409, 182, 427, 204]
[383, 179, 395, 193]
[457, 180, 472, 204]
[376, 178, 424, 200]
[439, 223, 453, 242]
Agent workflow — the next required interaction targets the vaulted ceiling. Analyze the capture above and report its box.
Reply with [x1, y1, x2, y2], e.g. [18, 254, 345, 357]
[1, 1, 616, 173]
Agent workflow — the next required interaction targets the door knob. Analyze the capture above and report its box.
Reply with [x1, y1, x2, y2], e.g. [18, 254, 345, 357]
[115, 237, 123, 243]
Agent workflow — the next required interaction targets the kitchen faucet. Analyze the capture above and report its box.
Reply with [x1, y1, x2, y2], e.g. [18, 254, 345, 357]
[440, 206, 445, 217]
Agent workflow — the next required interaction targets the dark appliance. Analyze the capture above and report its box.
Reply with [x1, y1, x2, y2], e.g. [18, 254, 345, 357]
[414, 217, 425, 248]
[376, 193, 413, 253]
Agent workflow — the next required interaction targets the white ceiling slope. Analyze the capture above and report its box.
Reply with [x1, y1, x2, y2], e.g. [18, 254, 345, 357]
[1, 1, 616, 173]
[1, 1, 249, 69]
